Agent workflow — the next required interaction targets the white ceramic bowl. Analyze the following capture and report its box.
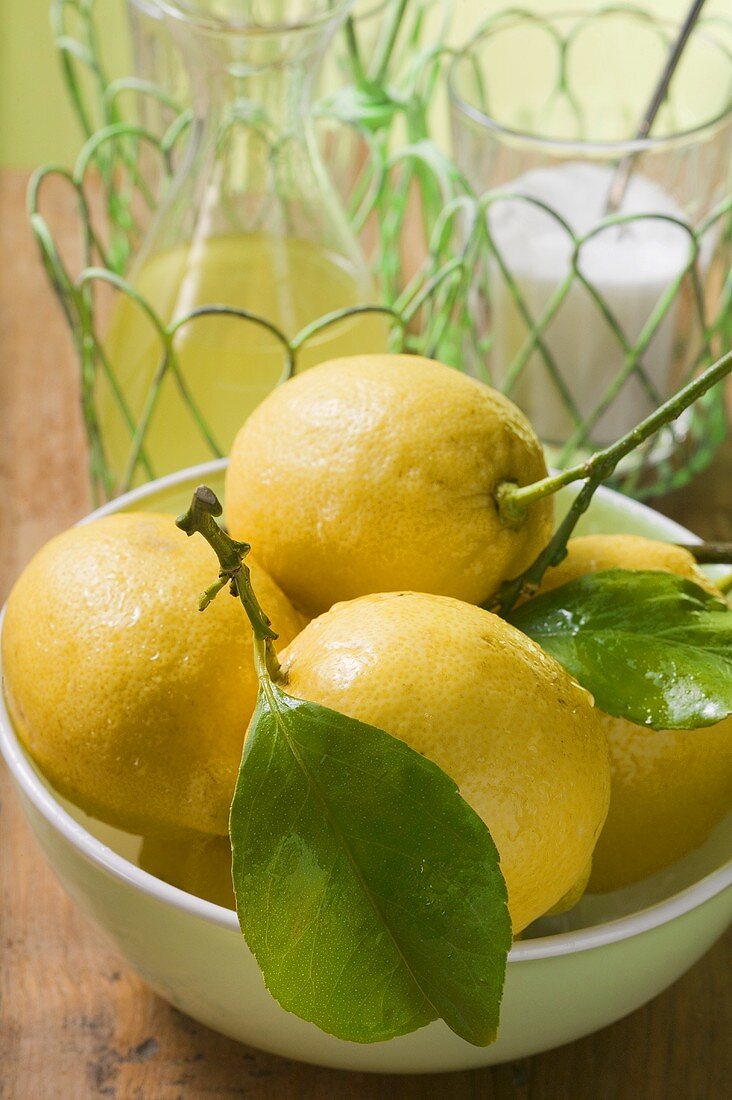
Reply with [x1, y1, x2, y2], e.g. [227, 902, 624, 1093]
[1, 460, 730, 1074]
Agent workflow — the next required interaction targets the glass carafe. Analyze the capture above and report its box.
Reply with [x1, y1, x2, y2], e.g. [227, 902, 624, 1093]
[101, 0, 387, 490]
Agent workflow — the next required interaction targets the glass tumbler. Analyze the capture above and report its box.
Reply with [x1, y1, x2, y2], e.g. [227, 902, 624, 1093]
[449, 6, 732, 495]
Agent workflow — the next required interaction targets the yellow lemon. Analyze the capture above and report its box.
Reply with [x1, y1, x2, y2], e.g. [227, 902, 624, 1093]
[225, 355, 553, 617]
[2, 512, 302, 837]
[537, 533, 718, 597]
[545, 859, 593, 916]
[536, 533, 732, 892]
[279, 590, 610, 933]
[139, 832, 234, 909]
[589, 713, 732, 892]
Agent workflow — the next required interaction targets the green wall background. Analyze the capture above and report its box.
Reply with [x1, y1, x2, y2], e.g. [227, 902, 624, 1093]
[0, 0, 727, 168]
[0, 0, 128, 166]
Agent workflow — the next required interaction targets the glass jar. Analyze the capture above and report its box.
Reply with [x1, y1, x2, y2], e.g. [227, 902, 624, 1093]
[124, 0, 392, 219]
[449, 6, 732, 495]
[126, 0, 189, 130]
[100, 0, 387, 492]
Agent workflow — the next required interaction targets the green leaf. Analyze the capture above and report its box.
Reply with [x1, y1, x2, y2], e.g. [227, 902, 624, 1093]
[317, 84, 400, 131]
[230, 682, 510, 1047]
[509, 570, 732, 730]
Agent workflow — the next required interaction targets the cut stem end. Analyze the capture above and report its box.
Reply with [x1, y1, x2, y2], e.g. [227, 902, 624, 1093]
[176, 487, 280, 673]
[495, 482, 528, 530]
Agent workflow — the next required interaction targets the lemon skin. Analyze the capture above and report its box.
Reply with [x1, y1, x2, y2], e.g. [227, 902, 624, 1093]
[279, 590, 610, 934]
[139, 832, 234, 908]
[589, 713, 732, 892]
[225, 355, 554, 617]
[2, 513, 303, 838]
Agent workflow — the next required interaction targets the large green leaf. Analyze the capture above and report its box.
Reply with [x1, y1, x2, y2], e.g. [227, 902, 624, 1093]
[509, 569, 732, 730]
[230, 682, 511, 1047]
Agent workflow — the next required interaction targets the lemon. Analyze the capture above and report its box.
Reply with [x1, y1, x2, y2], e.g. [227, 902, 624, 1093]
[2, 513, 302, 837]
[139, 832, 234, 909]
[546, 859, 593, 915]
[225, 355, 553, 617]
[279, 590, 610, 933]
[538, 533, 718, 597]
[589, 713, 732, 892]
[537, 533, 732, 892]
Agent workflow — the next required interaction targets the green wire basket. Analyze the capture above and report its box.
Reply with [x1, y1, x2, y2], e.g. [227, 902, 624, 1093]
[29, 0, 732, 505]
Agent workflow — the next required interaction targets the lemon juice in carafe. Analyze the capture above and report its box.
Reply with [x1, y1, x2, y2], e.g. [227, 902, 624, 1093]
[101, 233, 386, 484]
[99, 1, 387, 492]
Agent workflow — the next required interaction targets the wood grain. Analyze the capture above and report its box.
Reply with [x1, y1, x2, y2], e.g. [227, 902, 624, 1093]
[1, 168, 730, 1100]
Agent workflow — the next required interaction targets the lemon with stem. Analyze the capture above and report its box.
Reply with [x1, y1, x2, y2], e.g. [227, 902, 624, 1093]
[2, 512, 303, 837]
[225, 354, 554, 616]
[180, 487, 610, 934]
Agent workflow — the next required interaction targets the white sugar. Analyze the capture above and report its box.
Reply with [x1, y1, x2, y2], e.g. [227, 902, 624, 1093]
[486, 162, 705, 445]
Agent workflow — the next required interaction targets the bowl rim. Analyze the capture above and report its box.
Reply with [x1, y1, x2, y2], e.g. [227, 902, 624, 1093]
[1, 458, 730, 962]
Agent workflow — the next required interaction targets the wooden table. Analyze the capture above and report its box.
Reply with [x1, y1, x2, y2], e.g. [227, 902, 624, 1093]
[1, 168, 730, 1099]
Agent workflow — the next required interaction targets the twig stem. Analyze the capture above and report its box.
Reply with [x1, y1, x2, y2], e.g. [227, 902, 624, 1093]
[176, 486, 281, 681]
[372, 0, 409, 84]
[679, 542, 732, 565]
[491, 349, 732, 615]
[497, 350, 732, 525]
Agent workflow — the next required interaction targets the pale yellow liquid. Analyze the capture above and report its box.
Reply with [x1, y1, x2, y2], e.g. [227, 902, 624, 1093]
[100, 233, 388, 488]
